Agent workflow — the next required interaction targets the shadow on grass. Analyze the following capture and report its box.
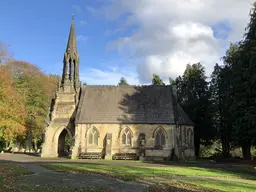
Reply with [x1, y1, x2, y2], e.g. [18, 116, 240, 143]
[0, 153, 255, 181]
[148, 182, 218, 192]
[186, 179, 256, 192]
[11, 152, 41, 157]
[140, 159, 256, 181]
[39, 162, 256, 182]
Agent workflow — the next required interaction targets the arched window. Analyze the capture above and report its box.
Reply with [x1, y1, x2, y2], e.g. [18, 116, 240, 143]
[88, 127, 99, 146]
[121, 127, 132, 146]
[155, 128, 166, 147]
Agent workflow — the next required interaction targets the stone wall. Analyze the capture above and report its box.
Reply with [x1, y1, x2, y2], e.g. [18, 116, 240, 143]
[41, 90, 76, 158]
[72, 123, 195, 159]
[174, 125, 195, 160]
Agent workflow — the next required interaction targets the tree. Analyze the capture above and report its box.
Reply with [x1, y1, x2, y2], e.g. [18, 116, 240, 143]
[226, 3, 256, 160]
[6, 60, 59, 151]
[214, 3, 256, 160]
[0, 41, 10, 65]
[0, 44, 26, 145]
[0, 43, 58, 151]
[152, 74, 165, 85]
[118, 77, 129, 86]
[210, 63, 233, 157]
[176, 63, 215, 156]
[169, 77, 175, 85]
[0, 65, 26, 143]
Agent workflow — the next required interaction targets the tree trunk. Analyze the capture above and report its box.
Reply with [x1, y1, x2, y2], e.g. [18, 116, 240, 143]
[242, 141, 251, 160]
[221, 134, 230, 158]
[34, 140, 38, 153]
[194, 136, 200, 157]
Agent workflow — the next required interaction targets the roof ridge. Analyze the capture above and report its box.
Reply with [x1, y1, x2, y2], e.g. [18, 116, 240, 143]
[83, 85, 172, 87]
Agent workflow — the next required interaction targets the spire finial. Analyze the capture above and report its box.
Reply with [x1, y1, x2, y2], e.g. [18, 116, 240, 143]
[72, 13, 75, 20]
[66, 14, 77, 53]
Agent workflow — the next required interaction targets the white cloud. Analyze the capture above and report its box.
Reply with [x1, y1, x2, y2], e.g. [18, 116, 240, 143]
[77, 35, 88, 42]
[80, 67, 139, 85]
[86, 6, 95, 14]
[102, 0, 254, 83]
[80, 20, 87, 26]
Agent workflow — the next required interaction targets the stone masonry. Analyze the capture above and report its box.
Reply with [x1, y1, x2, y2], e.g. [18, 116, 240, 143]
[41, 17, 195, 160]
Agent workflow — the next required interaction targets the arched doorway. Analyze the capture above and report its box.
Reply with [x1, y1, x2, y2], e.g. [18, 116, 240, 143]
[58, 129, 72, 157]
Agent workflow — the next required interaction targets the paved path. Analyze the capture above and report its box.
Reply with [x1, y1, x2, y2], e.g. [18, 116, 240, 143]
[1, 153, 256, 191]
[19, 163, 147, 192]
[0, 153, 148, 192]
[0, 152, 237, 168]
[0, 153, 168, 167]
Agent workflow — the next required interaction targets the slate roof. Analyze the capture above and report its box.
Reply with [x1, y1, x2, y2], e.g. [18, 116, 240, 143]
[75, 85, 193, 125]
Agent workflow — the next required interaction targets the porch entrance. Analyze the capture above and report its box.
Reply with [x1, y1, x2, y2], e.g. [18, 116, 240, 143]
[58, 129, 72, 157]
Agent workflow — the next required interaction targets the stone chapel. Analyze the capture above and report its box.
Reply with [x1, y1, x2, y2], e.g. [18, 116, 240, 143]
[41, 17, 195, 160]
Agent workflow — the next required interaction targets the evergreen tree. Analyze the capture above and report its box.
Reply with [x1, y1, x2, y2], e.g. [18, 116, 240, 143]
[210, 63, 233, 157]
[169, 77, 175, 85]
[118, 77, 129, 86]
[152, 74, 165, 85]
[228, 3, 256, 159]
[176, 63, 215, 156]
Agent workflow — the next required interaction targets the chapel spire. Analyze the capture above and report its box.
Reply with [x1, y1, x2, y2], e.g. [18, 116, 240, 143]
[61, 15, 80, 93]
[66, 15, 77, 54]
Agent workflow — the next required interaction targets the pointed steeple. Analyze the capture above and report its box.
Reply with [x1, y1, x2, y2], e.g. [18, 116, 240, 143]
[66, 15, 77, 54]
[61, 15, 80, 93]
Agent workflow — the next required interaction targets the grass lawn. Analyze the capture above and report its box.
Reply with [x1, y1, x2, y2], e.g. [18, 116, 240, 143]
[0, 163, 31, 192]
[41, 163, 256, 181]
[41, 163, 256, 192]
[184, 180, 256, 192]
[148, 180, 256, 192]
[0, 163, 107, 192]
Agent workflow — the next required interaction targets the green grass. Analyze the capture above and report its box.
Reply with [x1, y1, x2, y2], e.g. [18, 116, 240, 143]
[0, 163, 106, 192]
[41, 163, 256, 181]
[2, 162, 255, 192]
[148, 181, 216, 192]
[41, 163, 256, 192]
[148, 180, 256, 192]
[9, 186, 107, 192]
[0, 163, 32, 192]
[184, 180, 256, 192]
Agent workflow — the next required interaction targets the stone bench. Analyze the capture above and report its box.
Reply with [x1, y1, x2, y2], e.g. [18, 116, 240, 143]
[112, 153, 138, 160]
[79, 152, 102, 159]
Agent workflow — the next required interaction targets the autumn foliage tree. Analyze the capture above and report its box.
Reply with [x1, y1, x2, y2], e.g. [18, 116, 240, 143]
[0, 41, 10, 65]
[6, 60, 59, 151]
[0, 65, 26, 143]
[0, 42, 59, 151]
[0, 43, 26, 149]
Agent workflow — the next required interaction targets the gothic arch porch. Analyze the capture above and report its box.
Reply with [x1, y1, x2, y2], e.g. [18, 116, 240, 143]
[52, 126, 74, 157]
[57, 128, 73, 157]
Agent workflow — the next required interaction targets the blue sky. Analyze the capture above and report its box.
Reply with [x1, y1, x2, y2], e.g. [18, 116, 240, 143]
[0, 0, 136, 84]
[0, 1, 252, 85]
